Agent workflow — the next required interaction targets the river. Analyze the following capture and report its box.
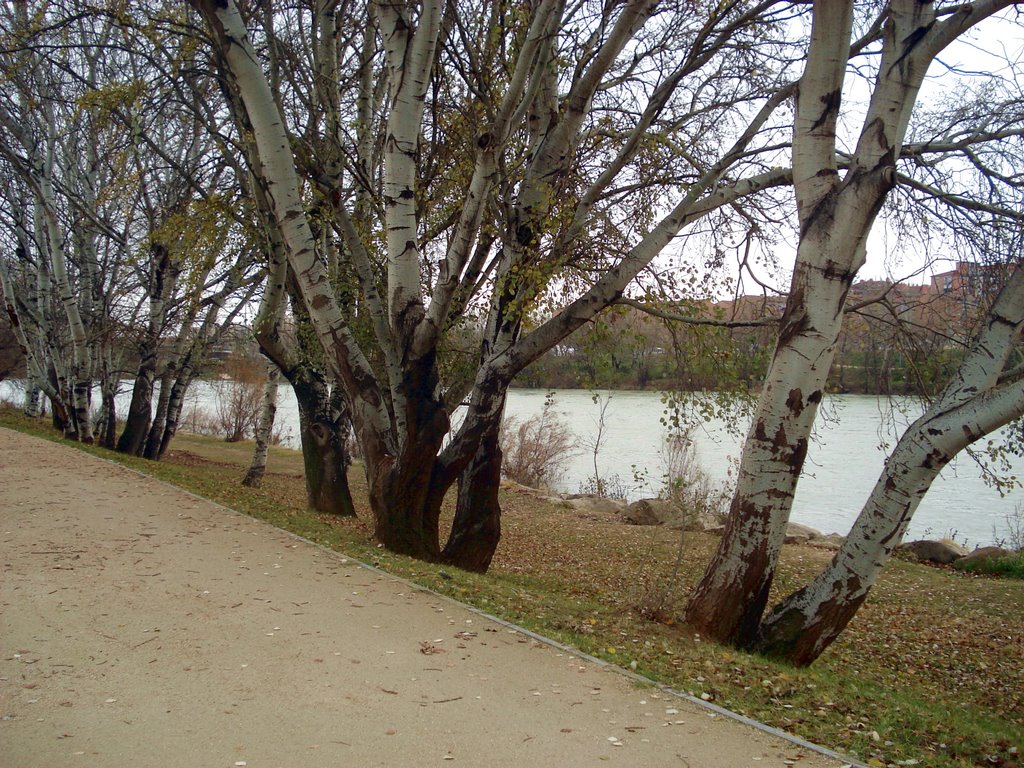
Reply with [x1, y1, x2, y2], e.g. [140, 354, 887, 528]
[505, 389, 1020, 547]
[2, 380, 1018, 546]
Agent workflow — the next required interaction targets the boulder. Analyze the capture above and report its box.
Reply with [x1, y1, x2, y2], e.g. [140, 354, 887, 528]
[539, 495, 567, 505]
[898, 539, 969, 565]
[565, 495, 627, 515]
[784, 522, 823, 544]
[809, 533, 846, 551]
[952, 546, 1013, 571]
[624, 498, 681, 526]
[682, 509, 726, 532]
[500, 478, 538, 494]
[623, 498, 663, 525]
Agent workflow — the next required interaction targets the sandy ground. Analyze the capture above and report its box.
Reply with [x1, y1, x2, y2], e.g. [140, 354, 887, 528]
[0, 428, 850, 768]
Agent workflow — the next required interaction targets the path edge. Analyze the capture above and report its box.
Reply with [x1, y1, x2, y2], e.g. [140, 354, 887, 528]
[3, 426, 864, 768]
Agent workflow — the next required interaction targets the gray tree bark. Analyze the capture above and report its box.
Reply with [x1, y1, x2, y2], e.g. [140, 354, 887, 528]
[242, 365, 280, 488]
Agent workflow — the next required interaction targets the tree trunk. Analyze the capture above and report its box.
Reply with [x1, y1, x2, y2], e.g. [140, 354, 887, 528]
[442, 412, 503, 572]
[369, 451, 447, 560]
[293, 375, 355, 516]
[154, 367, 195, 460]
[119, 240, 176, 455]
[1, 259, 54, 418]
[366, 346, 458, 557]
[365, 380, 450, 559]
[117, 344, 158, 456]
[680, 0, 969, 647]
[754, 266, 1024, 664]
[70, 376, 93, 444]
[242, 366, 279, 488]
[96, 382, 117, 450]
[40, 173, 92, 443]
[47, 364, 70, 433]
[248, 224, 356, 513]
[756, 376, 1024, 663]
[143, 368, 174, 460]
[683, 253, 855, 646]
[23, 385, 41, 417]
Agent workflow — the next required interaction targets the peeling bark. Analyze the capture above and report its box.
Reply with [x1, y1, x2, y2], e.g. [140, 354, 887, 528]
[294, 375, 355, 517]
[190, 0, 853, 574]
[117, 349, 158, 456]
[118, 242, 178, 456]
[144, 367, 174, 460]
[442, 402, 504, 573]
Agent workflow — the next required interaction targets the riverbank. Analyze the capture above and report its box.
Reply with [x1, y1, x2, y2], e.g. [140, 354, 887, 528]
[3, 380, 1017, 545]
[1, 407, 1021, 768]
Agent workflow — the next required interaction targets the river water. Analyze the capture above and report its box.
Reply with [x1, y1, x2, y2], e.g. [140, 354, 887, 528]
[505, 389, 1021, 546]
[3, 380, 1017, 546]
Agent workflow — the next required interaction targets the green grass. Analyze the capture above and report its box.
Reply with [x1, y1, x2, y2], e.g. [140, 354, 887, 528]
[955, 552, 1024, 579]
[2, 407, 1021, 768]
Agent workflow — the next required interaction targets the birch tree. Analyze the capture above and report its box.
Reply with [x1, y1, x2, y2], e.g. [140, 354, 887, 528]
[0, 4, 100, 440]
[187, 0, 800, 569]
[1, 0, 261, 455]
[756, 255, 1024, 663]
[0, 179, 71, 426]
[214, 3, 359, 516]
[252, 260, 357, 516]
[684, 0, 1024, 650]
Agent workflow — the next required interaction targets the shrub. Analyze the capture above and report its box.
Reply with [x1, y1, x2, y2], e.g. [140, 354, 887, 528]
[578, 392, 629, 499]
[660, 428, 728, 525]
[576, 472, 632, 500]
[992, 504, 1024, 553]
[633, 429, 730, 621]
[956, 552, 1024, 579]
[0, 380, 22, 409]
[181, 404, 221, 436]
[499, 396, 574, 489]
[214, 354, 266, 442]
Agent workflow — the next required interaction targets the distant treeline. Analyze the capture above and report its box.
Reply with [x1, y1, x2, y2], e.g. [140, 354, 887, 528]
[514, 302, 965, 397]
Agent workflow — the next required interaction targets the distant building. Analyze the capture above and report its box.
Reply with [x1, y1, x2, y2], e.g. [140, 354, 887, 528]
[920, 261, 1011, 338]
[930, 261, 1008, 304]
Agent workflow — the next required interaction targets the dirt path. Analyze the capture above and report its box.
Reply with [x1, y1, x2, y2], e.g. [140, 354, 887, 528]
[0, 428, 849, 768]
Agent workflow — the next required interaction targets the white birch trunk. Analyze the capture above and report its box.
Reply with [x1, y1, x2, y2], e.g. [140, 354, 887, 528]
[118, 242, 178, 455]
[425, 0, 563, 333]
[684, 0, 1015, 645]
[243, 365, 280, 488]
[39, 123, 92, 441]
[2, 210, 70, 423]
[189, 0, 392, 458]
[754, 264, 1024, 663]
[376, 0, 442, 335]
[30, 203, 67, 407]
[23, 385, 42, 418]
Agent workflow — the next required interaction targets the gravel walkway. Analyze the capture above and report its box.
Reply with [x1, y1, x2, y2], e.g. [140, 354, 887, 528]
[0, 427, 848, 767]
